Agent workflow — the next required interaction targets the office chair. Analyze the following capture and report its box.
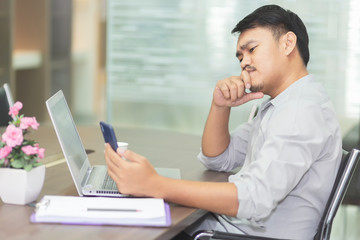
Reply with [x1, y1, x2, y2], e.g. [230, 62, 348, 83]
[342, 118, 360, 205]
[193, 148, 360, 240]
[0, 83, 14, 126]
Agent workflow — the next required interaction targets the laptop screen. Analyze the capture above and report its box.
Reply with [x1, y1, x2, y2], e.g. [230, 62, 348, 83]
[46, 91, 88, 188]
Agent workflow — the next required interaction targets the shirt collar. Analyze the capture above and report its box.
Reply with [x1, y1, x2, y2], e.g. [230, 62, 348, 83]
[269, 74, 313, 107]
[257, 74, 313, 115]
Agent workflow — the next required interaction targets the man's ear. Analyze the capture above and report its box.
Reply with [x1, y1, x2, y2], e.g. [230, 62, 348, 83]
[283, 31, 297, 56]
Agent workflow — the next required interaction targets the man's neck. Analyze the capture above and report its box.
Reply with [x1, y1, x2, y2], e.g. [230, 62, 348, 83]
[269, 62, 308, 98]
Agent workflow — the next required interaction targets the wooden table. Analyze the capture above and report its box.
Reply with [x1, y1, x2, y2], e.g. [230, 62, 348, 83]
[0, 124, 230, 240]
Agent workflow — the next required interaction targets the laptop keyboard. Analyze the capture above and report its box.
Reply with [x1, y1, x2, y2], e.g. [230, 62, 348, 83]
[102, 173, 117, 190]
[88, 167, 118, 190]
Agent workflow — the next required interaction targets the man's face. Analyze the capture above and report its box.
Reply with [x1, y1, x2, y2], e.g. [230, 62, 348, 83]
[236, 27, 285, 96]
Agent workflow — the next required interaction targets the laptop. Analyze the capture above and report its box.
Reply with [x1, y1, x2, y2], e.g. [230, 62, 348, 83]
[46, 90, 181, 197]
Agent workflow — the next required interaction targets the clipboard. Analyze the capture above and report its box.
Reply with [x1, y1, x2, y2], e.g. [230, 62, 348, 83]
[30, 195, 171, 227]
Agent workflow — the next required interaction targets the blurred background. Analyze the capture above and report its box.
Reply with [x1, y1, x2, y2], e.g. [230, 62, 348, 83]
[1, 0, 359, 238]
[1, 0, 359, 136]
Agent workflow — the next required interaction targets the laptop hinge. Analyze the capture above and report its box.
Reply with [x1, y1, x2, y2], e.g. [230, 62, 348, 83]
[81, 167, 92, 187]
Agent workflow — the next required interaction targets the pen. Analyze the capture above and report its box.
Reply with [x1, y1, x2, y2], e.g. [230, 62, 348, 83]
[87, 208, 141, 212]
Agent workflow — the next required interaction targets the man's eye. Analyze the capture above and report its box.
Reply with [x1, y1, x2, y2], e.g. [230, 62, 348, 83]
[249, 46, 256, 53]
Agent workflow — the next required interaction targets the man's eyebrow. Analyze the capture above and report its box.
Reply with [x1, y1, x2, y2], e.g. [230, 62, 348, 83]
[236, 40, 257, 58]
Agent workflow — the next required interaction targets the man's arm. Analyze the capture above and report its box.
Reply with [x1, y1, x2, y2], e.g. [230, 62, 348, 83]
[201, 99, 231, 157]
[201, 72, 263, 157]
[151, 176, 239, 216]
[105, 144, 239, 216]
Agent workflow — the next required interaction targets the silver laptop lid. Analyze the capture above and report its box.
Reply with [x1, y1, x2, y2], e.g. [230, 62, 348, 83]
[46, 90, 90, 196]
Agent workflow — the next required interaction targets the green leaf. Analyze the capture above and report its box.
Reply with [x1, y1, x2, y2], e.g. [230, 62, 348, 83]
[11, 159, 25, 169]
[24, 164, 33, 171]
[23, 139, 36, 145]
[33, 162, 43, 167]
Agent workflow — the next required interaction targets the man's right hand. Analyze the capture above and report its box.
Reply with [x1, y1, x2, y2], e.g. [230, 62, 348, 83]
[213, 70, 264, 108]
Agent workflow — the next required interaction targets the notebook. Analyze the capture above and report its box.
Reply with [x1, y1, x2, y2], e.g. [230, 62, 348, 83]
[46, 90, 181, 197]
[31, 195, 171, 226]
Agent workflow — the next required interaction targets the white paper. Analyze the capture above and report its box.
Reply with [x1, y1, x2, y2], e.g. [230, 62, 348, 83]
[32, 195, 169, 226]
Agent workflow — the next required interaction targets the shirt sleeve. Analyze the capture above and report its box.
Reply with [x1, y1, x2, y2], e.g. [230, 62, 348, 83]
[197, 121, 252, 172]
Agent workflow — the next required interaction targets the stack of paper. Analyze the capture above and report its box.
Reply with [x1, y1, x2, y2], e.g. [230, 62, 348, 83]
[31, 195, 171, 227]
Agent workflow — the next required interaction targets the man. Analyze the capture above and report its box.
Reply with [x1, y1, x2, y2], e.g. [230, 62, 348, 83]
[105, 4, 342, 239]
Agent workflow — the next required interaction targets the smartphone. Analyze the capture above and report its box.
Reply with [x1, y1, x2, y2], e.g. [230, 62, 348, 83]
[99, 121, 118, 151]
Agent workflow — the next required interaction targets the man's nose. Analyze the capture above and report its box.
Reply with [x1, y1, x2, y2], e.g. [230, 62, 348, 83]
[240, 54, 251, 70]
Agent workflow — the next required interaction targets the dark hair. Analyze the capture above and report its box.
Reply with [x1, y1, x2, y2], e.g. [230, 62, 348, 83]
[232, 5, 309, 66]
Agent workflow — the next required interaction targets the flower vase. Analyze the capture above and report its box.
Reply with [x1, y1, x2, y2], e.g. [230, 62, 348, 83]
[0, 165, 45, 205]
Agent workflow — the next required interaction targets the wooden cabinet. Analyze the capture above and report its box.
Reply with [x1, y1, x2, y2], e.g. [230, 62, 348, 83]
[0, 0, 13, 89]
[14, 0, 49, 121]
[0, 0, 72, 122]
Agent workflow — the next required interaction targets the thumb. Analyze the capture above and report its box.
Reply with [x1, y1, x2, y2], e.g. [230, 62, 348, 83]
[118, 149, 146, 164]
[232, 92, 264, 106]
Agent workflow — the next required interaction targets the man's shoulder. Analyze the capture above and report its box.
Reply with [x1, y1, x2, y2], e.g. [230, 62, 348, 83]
[276, 76, 330, 111]
[268, 81, 335, 129]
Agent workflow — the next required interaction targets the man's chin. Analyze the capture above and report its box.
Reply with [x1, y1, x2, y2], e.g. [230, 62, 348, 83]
[250, 85, 263, 93]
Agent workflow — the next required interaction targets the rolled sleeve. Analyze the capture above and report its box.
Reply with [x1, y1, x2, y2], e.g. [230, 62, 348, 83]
[230, 135, 313, 222]
[198, 122, 252, 172]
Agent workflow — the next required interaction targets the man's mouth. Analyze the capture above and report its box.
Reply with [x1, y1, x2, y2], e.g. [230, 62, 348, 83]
[244, 65, 256, 72]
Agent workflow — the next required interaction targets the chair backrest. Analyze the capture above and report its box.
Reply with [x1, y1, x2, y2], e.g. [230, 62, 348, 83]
[314, 148, 360, 240]
[0, 83, 14, 126]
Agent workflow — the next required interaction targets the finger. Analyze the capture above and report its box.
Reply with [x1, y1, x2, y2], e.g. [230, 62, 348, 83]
[217, 80, 231, 99]
[226, 76, 245, 100]
[105, 147, 129, 189]
[224, 77, 245, 101]
[232, 92, 264, 106]
[231, 77, 245, 99]
[241, 70, 251, 90]
[105, 150, 118, 172]
[104, 151, 120, 182]
[228, 81, 239, 102]
[214, 87, 225, 100]
[122, 150, 147, 164]
[105, 143, 124, 168]
[107, 165, 119, 182]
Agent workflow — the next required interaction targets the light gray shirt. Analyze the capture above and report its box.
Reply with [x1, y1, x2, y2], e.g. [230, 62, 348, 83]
[198, 75, 342, 239]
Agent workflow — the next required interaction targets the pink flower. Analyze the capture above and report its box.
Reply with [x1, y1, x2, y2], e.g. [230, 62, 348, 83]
[32, 144, 45, 159]
[0, 145, 12, 159]
[8, 101, 23, 118]
[2, 125, 23, 147]
[20, 117, 39, 130]
[37, 148, 45, 159]
[21, 145, 38, 155]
